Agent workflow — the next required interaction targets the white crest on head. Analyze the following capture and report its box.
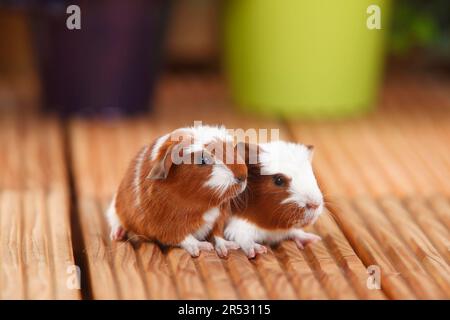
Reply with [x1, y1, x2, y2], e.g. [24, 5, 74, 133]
[259, 141, 323, 212]
[184, 125, 237, 195]
[188, 125, 233, 145]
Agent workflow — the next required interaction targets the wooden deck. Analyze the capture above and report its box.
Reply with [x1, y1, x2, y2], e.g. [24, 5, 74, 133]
[0, 71, 449, 299]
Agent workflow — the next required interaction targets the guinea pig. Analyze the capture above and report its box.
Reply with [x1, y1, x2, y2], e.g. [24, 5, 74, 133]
[107, 125, 247, 257]
[224, 141, 323, 258]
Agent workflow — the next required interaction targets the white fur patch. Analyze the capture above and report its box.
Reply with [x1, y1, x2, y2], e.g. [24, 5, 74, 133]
[178, 125, 233, 162]
[224, 217, 321, 256]
[180, 234, 214, 256]
[193, 207, 221, 240]
[204, 163, 236, 196]
[106, 194, 122, 238]
[163, 125, 232, 155]
[259, 141, 323, 218]
[133, 145, 149, 207]
[225, 216, 290, 245]
[188, 125, 233, 145]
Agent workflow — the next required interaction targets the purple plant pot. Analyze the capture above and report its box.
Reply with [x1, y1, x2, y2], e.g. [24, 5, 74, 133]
[30, 0, 170, 117]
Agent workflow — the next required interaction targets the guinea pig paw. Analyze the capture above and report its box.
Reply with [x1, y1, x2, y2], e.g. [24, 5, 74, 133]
[110, 226, 127, 241]
[215, 245, 228, 258]
[243, 243, 267, 259]
[181, 236, 214, 257]
[198, 241, 215, 252]
[215, 239, 240, 258]
[254, 243, 268, 254]
[184, 241, 214, 257]
[294, 233, 322, 249]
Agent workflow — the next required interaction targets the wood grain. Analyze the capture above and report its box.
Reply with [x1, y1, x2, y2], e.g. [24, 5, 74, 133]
[275, 242, 328, 299]
[166, 249, 208, 299]
[223, 251, 268, 299]
[328, 200, 415, 299]
[0, 114, 79, 299]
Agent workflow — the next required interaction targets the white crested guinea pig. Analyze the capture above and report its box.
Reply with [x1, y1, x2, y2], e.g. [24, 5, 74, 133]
[225, 141, 324, 258]
[107, 125, 247, 257]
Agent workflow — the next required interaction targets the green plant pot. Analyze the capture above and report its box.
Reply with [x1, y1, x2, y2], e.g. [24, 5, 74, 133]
[223, 0, 392, 118]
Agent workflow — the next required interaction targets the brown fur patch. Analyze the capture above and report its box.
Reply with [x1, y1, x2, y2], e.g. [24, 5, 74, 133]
[231, 151, 307, 231]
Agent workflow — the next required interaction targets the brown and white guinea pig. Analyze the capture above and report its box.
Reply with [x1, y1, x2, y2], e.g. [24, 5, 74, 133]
[107, 125, 247, 257]
[225, 141, 324, 258]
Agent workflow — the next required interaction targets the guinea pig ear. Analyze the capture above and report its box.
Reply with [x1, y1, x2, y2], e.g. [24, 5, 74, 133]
[306, 145, 314, 162]
[147, 143, 180, 180]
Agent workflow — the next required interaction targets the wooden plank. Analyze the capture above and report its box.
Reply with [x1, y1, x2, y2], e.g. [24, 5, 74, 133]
[47, 189, 81, 299]
[98, 200, 148, 300]
[224, 251, 268, 299]
[428, 196, 450, 230]
[252, 249, 297, 299]
[195, 252, 238, 299]
[405, 198, 450, 265]
[380, 198, 450, 294]
[275, 242, 328, 299]
[0, 191, 26, 299]
[76, 198, 120, 299]
[0, 114, 79, 299]
[328, 200, 415, 299]
[353, 198, 445, 299]
[44, 119, 80, 299]
[378, 91, 440, 196]
[24, 117, 80, 299]
[391, 79, 450, 195]
[321, 120, 392, 197]
[22, 190, 53, 299]
[166, 249, 208, 299]
[70, 122, 121, 299]
[350, 119, 416, 197]
[301, 238, 358, 299]
[137, 243, 178, 299]
[314, 211, 386, 299]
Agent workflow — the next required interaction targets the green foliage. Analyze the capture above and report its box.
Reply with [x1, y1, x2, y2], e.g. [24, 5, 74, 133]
[390, 0, 449, 57]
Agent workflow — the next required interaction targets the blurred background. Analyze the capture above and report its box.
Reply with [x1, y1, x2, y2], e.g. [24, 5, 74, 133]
[0, 0, 448, 119]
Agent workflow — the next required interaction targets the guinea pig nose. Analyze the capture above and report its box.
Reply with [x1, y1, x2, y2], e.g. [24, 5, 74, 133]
[306, 202, 319, 210]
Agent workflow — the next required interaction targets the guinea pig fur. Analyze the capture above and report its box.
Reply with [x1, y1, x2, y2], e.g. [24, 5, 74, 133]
[107, 125, 248, 257]
[225, 141, 324, 258]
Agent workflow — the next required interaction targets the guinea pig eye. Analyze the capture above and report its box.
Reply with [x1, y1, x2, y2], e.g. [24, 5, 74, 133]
[198, 154, 213, 165]
[273, 175, 285, 187]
